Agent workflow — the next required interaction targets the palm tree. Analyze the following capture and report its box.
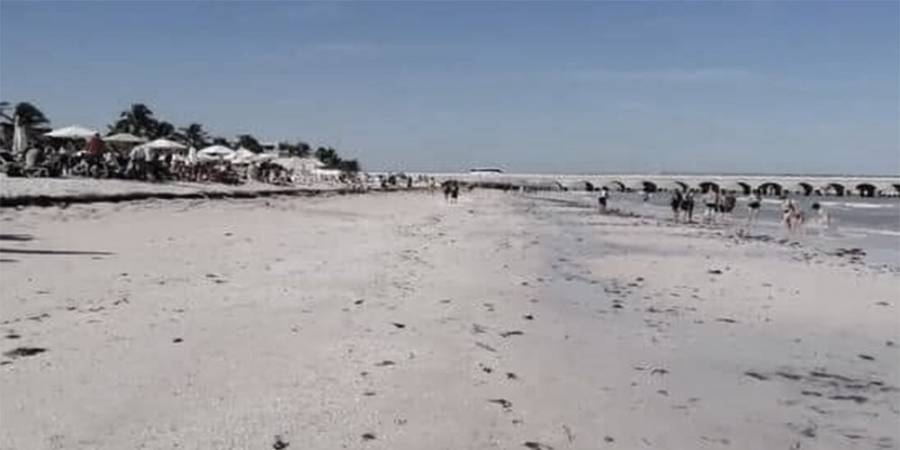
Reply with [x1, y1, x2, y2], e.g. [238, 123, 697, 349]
[109, 103, 173, 139]
[0, 101, 51, 144]
[236, 134, 263, 153]
[295, 141, 312, 157]
[337, 159, 360, 173]
[211, 136, 231, 147]
[315, 146, 340, 166]
[0, 101, 50, 128]
[154, 121, 175, 139]
[178, 123, 210, 149]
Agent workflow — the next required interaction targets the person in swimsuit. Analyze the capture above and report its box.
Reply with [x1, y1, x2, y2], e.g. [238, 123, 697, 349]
[746, 189, 762, 224]
[598, 186, 609, 213]
[780, 193, 798, 232]
[703, 189, 719, 223]
[670, 190, 683, 222]
[681, 190, 695, 223]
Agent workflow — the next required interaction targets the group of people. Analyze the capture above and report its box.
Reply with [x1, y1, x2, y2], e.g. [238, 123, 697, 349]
[668, 189, 737, 223]
[442, 180, 461, 202]
[664, 187, 830, 233]
[8, 133, 298, 185]
[778, 194, 830, 233]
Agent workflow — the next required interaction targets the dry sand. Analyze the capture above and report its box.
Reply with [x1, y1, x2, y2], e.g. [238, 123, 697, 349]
[0, 190, 897, 449]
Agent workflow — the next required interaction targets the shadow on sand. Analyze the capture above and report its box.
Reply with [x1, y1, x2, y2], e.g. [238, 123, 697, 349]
[0, 234, 35, 242]
[0, 248, 114, 256]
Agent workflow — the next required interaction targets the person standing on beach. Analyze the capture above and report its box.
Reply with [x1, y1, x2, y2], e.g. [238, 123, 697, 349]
[780, 193, 800, 232]
[703, 188, 719, 223]
[681, 190, 695, 222]
[811, 202, 835, 233]
[450, 181, 460, 203]
[670, 190, 683, 222]
[746, 189, 762, 225]
[84, 132, 105, 174]
[598, 186, 609, 213]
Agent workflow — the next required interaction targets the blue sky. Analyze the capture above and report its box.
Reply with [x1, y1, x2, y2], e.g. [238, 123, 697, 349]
[1, 1, 897, 174]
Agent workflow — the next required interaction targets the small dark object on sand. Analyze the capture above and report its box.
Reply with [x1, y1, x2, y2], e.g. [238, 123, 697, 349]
[744, 371, 769, 381]
[391, 322, 406, 329]
[716, 317, 738, 324]
[476, 342, 497, 352]
[858, 354, 875, 361]
[506, 372, 518, 380]
[272, 435, 290, 449]
[3, 347, 46, 358]
[612, 303, 623, 309]
[523, 441, 554, 450]
[488, 398, 512, 409]
[5, 334, 20, 340]
[500, 330, 524, 338]
[830, 395, 867, 404]
[650, 368, 669, 375]
[375, 360, 395, 367]
[604, 436, 615, 443]
[481, 365, 493, 374]
[708, 269, 723, 275]
[523, 314, 534, 320]
[172, 338, 183, 343]
[875, 301, 890, 306]
[776, 371, 803, 381]
[354, 299, 365, 305]
[361, 433, 376, 441]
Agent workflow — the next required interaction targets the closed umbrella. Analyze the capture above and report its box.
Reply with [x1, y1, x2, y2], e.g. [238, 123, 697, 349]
[45, 125, 97, 139]
[12, 116, 27, 154]
[186, 147, 198, 164]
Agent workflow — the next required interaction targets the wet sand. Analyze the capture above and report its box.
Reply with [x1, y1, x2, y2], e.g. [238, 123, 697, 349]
[0, 190, 897, 449]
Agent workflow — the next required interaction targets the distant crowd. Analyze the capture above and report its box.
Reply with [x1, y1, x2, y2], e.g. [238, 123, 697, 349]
[3, 133, 350, 186]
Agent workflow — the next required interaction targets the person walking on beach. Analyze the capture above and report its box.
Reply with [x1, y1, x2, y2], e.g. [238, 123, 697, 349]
[780, 193, 802, 232]
[703, 188, 719, 223]
[719, 190, 736, 221]
[450, 181, 460, 203]
[746, 189, 762, 225]
[670, 189, 683, 222]
[811, 202, 831, 230]
[681, 190, 695, 222]
[598, 186, 609, 213]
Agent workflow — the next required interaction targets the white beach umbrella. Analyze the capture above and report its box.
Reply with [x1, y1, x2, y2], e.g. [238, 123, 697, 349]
[45, 125, 97, 139]
[198, 144, 236, 158]
[11, 116, 28, 153]
[143, 138, 187, 150]
[104, 132, 148, 144]
[228, 148, 256, 164]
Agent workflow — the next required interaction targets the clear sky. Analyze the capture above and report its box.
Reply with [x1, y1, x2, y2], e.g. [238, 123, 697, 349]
[1, 1, 898, 174]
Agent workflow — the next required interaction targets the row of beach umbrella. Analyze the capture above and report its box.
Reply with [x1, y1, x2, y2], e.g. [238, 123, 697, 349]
[12, 123, 281, 166]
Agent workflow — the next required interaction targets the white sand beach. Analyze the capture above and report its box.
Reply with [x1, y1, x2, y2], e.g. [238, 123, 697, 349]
[0, 190, 897, 449]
